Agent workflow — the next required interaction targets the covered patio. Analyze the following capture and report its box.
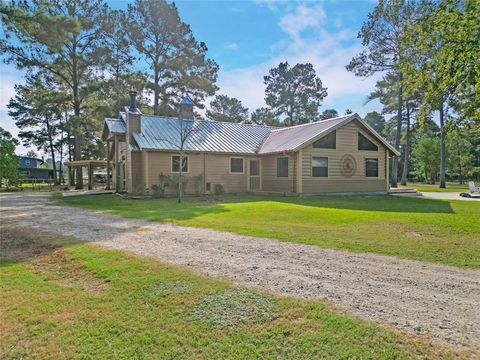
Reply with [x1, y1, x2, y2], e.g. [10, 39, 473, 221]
[64, 160, 111, 190]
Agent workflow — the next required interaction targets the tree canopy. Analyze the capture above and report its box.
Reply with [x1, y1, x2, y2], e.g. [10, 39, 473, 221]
[207, 95, 249, 123]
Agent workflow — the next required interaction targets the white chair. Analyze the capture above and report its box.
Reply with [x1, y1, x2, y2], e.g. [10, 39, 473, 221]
[468, 181, 480, 194]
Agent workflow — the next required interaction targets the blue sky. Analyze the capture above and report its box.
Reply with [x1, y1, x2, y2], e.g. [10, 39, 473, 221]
[1, 0, 382, 155]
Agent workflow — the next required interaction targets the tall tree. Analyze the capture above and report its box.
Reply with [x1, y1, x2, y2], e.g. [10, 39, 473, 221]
[264, 62, 327, 126]
[446, 128, 474, 184]
[0, 136, 20, 189]
[363, 111, 386, 134]
[250, 108, 282, 126]
[320, 109, 338, 120]
[346, 0, 416, 187]
[125, 0, 219, 115]
[402, 0, 480, 188]
[8, 74, 68, 184]
[1, 0, 111, 189]
[207, 95, 249, 123]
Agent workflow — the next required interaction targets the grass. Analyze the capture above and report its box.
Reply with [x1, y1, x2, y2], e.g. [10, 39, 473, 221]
[58, 194, 480, 268]
[399, 182, 468, 193]
[0, 227, 471, 359]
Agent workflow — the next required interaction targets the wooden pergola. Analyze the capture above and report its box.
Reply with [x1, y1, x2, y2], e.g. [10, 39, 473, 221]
[64, 160, 111, 190]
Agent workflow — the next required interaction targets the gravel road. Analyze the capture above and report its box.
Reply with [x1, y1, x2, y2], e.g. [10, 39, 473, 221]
[1, 192, 479, 353]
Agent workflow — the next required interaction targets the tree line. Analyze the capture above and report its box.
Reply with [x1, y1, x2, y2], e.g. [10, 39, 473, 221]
[1, 0, 478, 189]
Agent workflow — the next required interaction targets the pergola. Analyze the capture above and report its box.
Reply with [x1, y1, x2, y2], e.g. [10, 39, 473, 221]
[64, 160, 111, 190]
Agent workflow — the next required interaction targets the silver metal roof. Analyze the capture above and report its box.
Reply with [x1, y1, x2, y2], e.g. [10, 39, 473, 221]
[105, 118, 126, 134]
[258, 115, 353, 154]
[133, 115, 273, 154]
[103, 113, 399, 156]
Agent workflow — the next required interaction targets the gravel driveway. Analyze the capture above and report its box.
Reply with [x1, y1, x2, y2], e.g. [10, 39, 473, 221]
[1, 192, 479, 353]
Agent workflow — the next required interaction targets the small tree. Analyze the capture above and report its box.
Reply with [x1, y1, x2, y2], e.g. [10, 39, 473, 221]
[0, 138, 20, 189]
[446, 129, 474, 184]
[156, 118, 197, 203]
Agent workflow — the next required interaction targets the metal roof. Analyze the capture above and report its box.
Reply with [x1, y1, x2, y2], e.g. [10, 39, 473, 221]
[105, 118, 126, 134]
[258, 115, 353, 154]
[133, 115, 273, 154]
[102, 112, 399, 156]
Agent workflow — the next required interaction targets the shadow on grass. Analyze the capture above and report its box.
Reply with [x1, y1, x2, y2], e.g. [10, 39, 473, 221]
[58, 193, 456, 222]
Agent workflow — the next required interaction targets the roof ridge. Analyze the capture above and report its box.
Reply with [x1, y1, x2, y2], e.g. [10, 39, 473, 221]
[270, 114, 352, 132]
[141, 114, 275, 129]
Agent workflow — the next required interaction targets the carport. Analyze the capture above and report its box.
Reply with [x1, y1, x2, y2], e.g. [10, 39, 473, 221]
[64, 160, 111, 190]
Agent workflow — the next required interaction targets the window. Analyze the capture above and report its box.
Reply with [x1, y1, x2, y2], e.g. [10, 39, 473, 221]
[365, 158, 379, 177]
[358, 132, 378, 151]
[312, 157, 328, 177]
[25, 159, 31, 166]
[230, 157, 244, 173]
[172, 155, 188, 173]
[276, 157, 289, 177]
[312, 130, 336, 149]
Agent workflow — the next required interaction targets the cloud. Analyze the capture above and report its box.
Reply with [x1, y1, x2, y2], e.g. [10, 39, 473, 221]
[216, 3, 381, 116]
[279, 3, 326, 41]
[224, 42, 239, 51]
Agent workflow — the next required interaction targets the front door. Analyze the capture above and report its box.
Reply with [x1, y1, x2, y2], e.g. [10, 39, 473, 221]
[249, 159, 261, 191]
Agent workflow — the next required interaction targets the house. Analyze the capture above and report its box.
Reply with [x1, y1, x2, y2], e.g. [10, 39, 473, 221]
[18, 156, 55, 181]
[102, 91, 400, 195]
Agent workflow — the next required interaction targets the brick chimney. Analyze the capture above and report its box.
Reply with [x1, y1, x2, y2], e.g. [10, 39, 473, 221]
[180, 97, 194, 119]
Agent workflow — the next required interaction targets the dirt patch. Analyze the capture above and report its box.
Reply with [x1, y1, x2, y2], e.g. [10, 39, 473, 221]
[28, 249, 107, 293]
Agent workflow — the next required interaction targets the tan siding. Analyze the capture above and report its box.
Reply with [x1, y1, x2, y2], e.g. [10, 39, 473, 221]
[145, 151, 250, 194]
[301, 120, 387, 193]
[261, 154, 295, 192]
[130, 152, 143, 193]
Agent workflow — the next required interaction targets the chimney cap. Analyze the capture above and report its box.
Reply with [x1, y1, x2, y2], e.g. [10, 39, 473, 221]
[181, 96, 193, 105]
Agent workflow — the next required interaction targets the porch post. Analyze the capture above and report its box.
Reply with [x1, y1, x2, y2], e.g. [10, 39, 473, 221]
[88, 164, 93, 190]
[106, 141, 111, 190]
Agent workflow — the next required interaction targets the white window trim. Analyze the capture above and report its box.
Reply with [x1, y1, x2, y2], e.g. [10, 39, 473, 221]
[171, 154, 189, 174]
[311, 156, 329, 178]
[275, 156, 289, 178]
[365, 157, 379, 178]
[229, 156, 245, 174]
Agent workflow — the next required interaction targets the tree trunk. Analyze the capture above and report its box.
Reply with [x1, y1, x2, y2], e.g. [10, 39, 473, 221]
[439, 105, 446, 188]
[72, 42, 83, 190]
[391, 79, 403, 188]
[45, 116, 58, 185]
[400, 101, 410, 186]
[154, 67, 160, 115]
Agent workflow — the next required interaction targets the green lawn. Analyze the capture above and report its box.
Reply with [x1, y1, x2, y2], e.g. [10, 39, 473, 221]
[399, 182, 468, 193]
[58, 194, 480, 268]
[0, 228, 469, 359]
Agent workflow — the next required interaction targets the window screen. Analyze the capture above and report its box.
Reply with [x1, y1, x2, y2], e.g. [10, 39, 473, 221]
[276, 157, 289, 177]
[172, 156, 188, 172]
[312, 157, 328, 177]
[358, 133, 378, 151]
[312, 130, 336, 149]
[230, 158, 244, 173]
[365, 158, 379, 177]
[249, 160, 259, 176]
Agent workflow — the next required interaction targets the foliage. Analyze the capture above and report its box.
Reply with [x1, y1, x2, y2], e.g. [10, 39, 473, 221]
[60, 194, 480, 268]
[264, 62, 327, 126]
[412, 135, 440, 183]
[0, 138, 20, 188]
[250, 107, 282, 126]
[446, 128, 474, 183]
[207, 95, 249, 123]
[0, 126, 19, 146]
[363, 111, 386, 134]
[320, 109, 338, 120]
[125, 0, 219, 115]
[1, 0, 111, 188]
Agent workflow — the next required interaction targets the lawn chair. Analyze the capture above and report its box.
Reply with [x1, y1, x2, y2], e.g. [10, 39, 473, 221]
[468, 181, 480, 194]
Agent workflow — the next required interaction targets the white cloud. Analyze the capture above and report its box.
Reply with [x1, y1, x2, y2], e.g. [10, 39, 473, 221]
[216, 3, 381, 116]
[279, 3, 326, 41]
[224, 42, 239, 51]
